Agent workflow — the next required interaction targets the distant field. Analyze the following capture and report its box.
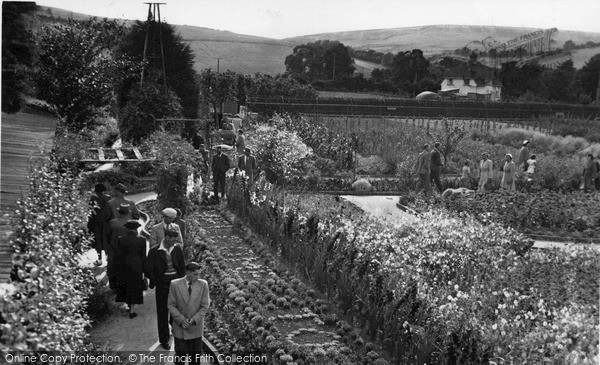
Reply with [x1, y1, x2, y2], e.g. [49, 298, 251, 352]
[571, 47, 600, 68]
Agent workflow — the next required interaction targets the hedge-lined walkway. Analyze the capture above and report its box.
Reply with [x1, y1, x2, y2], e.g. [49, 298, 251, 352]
[0, 111, 57, 282]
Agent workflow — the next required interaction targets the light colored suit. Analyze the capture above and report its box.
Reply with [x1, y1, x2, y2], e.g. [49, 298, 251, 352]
[149, 222, 183, 247]
[168, 277, 210, 340]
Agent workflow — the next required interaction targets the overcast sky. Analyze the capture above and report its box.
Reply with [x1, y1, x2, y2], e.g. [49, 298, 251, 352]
[35, 0, 600, 39]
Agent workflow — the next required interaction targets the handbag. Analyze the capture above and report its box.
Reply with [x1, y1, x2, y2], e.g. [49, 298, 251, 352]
[142, 277, 149, 291]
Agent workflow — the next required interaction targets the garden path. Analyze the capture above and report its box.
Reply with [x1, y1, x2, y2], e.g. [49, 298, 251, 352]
[196, 209, 349, 354]
[342, 195, 600, 251]
[0, 111, 58, 282]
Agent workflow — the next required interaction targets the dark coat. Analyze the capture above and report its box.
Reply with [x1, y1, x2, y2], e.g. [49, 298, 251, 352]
[145, 244, 185, 289]
[238, 154, 257, 181]
[430, 148, 443, 171]
[211, 153, 230, 173]
[116, 231, 147, 304]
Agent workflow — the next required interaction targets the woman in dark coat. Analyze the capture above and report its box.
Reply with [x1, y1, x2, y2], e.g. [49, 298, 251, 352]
[116, 219, 147, 318]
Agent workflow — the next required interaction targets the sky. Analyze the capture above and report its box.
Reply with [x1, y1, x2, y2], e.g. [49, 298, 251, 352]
[34, 0, 600, 39]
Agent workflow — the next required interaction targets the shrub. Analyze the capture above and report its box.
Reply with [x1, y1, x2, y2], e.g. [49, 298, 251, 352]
[140, 131, 201, 213]
[247, 124, 312, 184]
[50, 129, 93, 174]
[2, 164, 94, 351]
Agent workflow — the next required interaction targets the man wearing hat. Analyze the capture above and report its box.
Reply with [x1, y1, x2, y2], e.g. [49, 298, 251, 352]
[145, 229, 186, 350]
[149, 208, 184, 248]
[106, 203, 132, 291]
[237, 147, 257, 185]
[103, 183, 140, 223]
[518, 140, 530, 172]
[211, 146, 230, 201]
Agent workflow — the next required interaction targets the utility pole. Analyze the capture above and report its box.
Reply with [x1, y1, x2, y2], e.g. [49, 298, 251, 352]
[332, 53, 336, 80]
[596, 73, 600, 106]
[217, 58, 220, 73]
[141, 2, 167, 93]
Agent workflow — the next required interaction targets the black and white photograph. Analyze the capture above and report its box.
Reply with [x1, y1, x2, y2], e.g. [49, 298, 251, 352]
[1, 0, 599, 363]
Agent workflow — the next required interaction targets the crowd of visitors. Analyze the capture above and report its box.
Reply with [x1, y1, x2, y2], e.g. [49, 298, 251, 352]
[87, 184, 210, 359]
[414, 139, 600, 196]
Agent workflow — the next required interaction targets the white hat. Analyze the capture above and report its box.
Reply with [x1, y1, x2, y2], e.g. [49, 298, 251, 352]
[162, 208, 177, 218]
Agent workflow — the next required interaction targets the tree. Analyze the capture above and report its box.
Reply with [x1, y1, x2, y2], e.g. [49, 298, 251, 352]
[500, 61, 545, 100]
[117, 20, 199, 119]
[2, 2, 37, 113]
[391, 49, 430, 85]
[198, 69, 238, 128]
[428, 119, 469, 167]
[118, 80, 183, 143]
[577, 53, 600, 103]
[245, 73, 317, 99]
[285, 40, 355, 81]
[35, 18, 139, 132]
[543, 60, 577, 102]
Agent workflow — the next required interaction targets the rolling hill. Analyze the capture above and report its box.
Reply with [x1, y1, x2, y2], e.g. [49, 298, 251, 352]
[34, 6, 600, 75]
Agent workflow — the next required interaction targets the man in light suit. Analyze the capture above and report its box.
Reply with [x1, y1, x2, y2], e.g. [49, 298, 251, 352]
[237, 147, 257, 185]
[149, 208, 183, 248]
[168, 262, 210, 365]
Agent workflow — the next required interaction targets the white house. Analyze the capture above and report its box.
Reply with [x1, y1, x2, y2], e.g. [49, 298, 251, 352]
[439, 60, 502, 101]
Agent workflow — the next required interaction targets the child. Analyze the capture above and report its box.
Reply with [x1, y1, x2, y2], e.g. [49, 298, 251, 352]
[461, 160, 471, 188]
[526, 155, 537, 180]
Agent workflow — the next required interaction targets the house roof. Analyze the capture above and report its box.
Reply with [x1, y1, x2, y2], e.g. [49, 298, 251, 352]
[443, 62, 499, 86]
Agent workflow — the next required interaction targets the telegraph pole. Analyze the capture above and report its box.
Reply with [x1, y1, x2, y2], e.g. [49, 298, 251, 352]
[141, 2, 167, 93]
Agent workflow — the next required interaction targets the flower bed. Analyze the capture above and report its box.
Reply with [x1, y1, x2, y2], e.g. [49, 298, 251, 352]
[185, 209, 391, 364]
[225, 173, 599, 364]
[1, 165, 95, 351]
[443, 190, 600, 241]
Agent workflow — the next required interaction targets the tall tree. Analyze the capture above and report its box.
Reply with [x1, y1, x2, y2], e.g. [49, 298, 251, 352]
[35, 18, 139, 132]
[198, 69, 237, 128]
[390, 49, 430, 85]
[577, 53, 600, 103]
[117, 20, 199, 119]
[2, 2, 37, 113]
[285, 40, 355, 81]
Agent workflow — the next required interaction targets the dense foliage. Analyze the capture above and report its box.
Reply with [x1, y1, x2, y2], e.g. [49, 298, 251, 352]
[226, 177, 599, 364]
[117, 20, 200, 119]
[1, 2, 37, 113]
[285, 40, 355, 82]
[1, 164, 94, 351]
[118, 81, 183, 143]
[35, 18, 139, 132]
[444, 190, 600, 240]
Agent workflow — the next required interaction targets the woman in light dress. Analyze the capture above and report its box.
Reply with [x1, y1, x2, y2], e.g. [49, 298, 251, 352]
[501, 154, 516, 191]
[525, 155, 537, 180]
[478, 153, 493, 193]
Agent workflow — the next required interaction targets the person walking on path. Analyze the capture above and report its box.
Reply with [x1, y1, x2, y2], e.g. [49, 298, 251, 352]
[430, 142, 444, 193]
[237, 147, 257, 186]
[116, 220, 147, 319]
[104, 183, 140, 223]
[582, 153, 597, 192]
[149, 208, 183, 248]
[518, 140, 530, 172]
[145, 229, 186, 350]
[88, 183, 110, 266]
[414, 144, 432, 196]
[168, 262, 211, 365]
[461, 160, 472, 188]
[234, 129, 246, 155]
[211, 146, 230, 201]
[501, 153, 516, 191]
[174, 208, 188, 245]
[478, 153, 494, 193]
[106, 203, 131, 291]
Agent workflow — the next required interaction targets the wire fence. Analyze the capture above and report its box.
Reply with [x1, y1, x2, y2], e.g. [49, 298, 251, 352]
[248, 97, 600, 120]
